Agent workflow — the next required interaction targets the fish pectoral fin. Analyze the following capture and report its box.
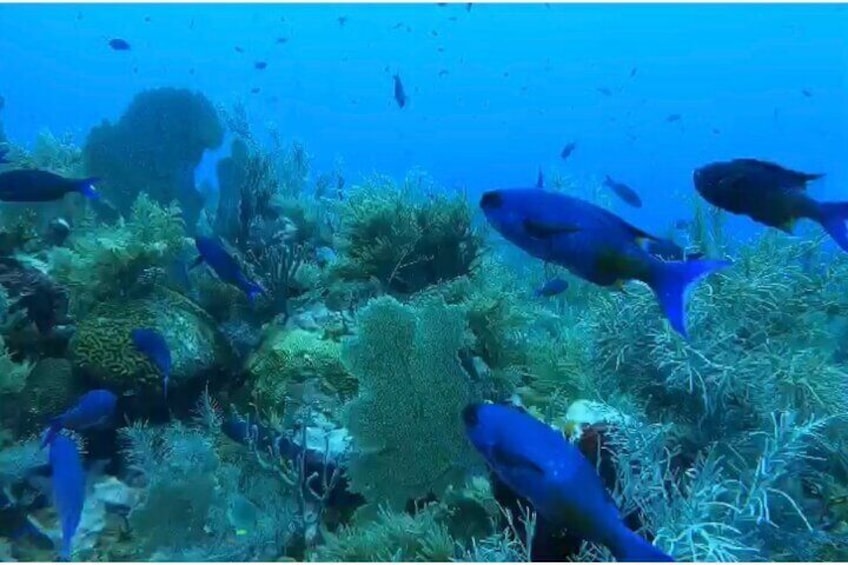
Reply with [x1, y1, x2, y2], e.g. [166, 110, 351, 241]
[490, 445, 546, 476]
[523, 219, 581, 239]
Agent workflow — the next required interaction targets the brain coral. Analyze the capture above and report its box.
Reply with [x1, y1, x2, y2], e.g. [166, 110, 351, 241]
[248, 327, 357, 412]
[341, 295, 479, 509]
[69, 288, 231, 394]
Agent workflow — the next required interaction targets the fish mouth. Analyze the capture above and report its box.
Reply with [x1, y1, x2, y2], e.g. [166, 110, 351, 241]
[461, 403, 481, 428]
[479, 190, 503, 211]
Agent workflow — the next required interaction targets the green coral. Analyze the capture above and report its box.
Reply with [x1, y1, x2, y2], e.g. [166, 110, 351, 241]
[0, 334, 32, 395]
[309, 505, 456, 562]
[47, 192, 188, 318]
[70, 287, 230, 394]
[248, 327, 357, 412]
[331, 172, 483, 295]
[341, 295, 478, 509]
[13, 357, 82, 436]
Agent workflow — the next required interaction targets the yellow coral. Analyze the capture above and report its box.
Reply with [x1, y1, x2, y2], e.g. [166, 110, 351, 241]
[248, 327, 356, 412]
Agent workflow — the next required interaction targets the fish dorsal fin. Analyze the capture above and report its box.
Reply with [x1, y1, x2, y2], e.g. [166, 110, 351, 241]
[491, 445, 546, 476]
[523, 219, 581, 240]
[734, 158, 823, 190]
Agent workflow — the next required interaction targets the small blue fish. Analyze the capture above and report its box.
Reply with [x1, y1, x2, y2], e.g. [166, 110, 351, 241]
[41, 389, 117, 448]
[603, 175, 642, 208]
[0, 170, 100, 202]
[108, 38, 131, 51]
[131, 328, 172, 399]
[49, 434, 85, 562]
[480, 188, 729, 338]
[463, 403, 674, 562]
[193, 236, 265, 301]
[535, 277, 569, 297]
[392, 74, 407, 108]
[560, 141, 577, 162]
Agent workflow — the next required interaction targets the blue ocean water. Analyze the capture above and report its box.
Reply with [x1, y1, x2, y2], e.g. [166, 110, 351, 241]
[2, 3, 848, 562]
[0, 3, 845, 235]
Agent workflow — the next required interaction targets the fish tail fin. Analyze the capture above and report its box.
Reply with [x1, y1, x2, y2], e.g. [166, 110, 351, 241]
[814, 201, 848, 253]
[40, 418, 63, 449]
[610, 527, 674, 562]
[647, 258, 731, 339]
[75, 177, 101, 200]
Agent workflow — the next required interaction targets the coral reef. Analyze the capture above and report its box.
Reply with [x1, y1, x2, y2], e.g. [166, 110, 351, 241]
[341, 295, 479, 509]
[248, 327, 357, 415]
[0, 256, 70, 336]
[69, 287, 231, 395]
[47, 193, 188, 320]
[82, 87, 224, 228]
[331, 172, 483, 295]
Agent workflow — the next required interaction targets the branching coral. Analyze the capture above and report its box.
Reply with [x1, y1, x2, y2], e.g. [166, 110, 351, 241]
[309, 505, 457, 562]
[331, 172, 483, 295]
[341, 295, 479, 509]
[47, 192, 188, 318]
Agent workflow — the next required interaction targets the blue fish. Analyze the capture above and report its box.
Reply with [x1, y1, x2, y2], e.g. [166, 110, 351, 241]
[0, 170, 100, 202]
[694, 158, 848, 253]
[480, 188, 729, 338]
[108, 38, 131, 51]
[49, 434, 85, 561]
[463, 403, 673, 562]
[603, 175, 642, 208]
[193, 236, 265, 301]
[535, 277, 569, 297]
[560, 141, 577, 162]
[41, 390, 117, 448]
[130, 328, 172, 400]
[392, 74, 407, 108]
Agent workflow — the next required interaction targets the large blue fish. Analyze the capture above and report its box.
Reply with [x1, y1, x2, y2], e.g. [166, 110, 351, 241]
[463, 402, 673, 562]
[0, 169, 100, 202]
[130, 328, 172, 400]
[49, 434, 85, 561]
[193, 236, 265, 301]
[480, 188, 729, 338]
[694, 158, 848, 252]
[41, 389, 117, 448]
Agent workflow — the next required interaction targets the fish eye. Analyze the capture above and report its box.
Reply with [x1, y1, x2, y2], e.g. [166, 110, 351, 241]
[461, 403, 480, 427]
[480, 191, 503, 210]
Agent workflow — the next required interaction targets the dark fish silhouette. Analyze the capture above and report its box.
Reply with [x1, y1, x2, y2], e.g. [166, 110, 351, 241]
[108, 38, 131, 51]
[694, 158, 848, 252]
[665, 113, 682, 123]
[480, 188, 729, 337]
[131, 328, 172, 400]
[234, 46, 244, 53]
[603, 175, 642, 208]
[392, 74, 407, 108]
[463, 403, 674, 562]
[0, 169, 100, 202]
[560, 142, 577, 162]
[254, 61, 268, 70]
